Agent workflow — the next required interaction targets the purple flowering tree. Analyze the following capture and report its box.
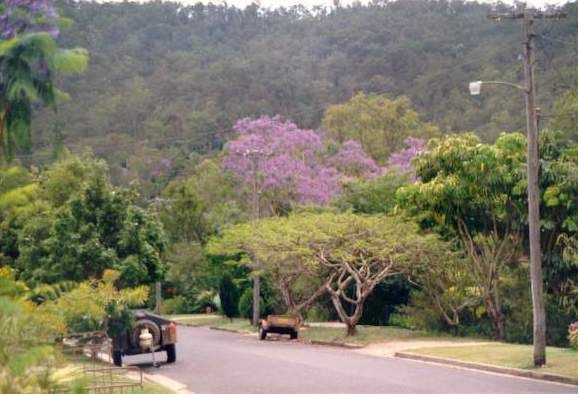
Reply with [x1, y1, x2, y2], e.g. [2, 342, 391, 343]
[387, 137, 426, 173]
[222, 116, 380, 216]
[0, 0, 59, 39]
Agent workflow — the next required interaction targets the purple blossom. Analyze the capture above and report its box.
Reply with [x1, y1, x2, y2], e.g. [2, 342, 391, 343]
[387, 137, 426, 172]
[330, 140, 382, 178]
[1, 0, 59, 39]
[222, 115, 379, 208]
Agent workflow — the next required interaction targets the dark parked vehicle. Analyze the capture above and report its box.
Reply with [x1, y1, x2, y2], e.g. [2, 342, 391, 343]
[111, 310, 177, 366]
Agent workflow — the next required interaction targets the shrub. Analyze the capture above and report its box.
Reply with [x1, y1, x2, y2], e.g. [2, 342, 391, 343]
[238, 288, 255, 320]
[238, 287, 276, 321]
[219, 274, 239, 319]
[305, 305, 330, 322]
[388, 313, 416, 330]
[569, 322, 578, 350]
[160, 296, 189, 315]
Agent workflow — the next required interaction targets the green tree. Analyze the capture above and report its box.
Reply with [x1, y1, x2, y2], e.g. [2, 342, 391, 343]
[208, 216, 333, 322]
[322, 93, 439, 163]
[0, 33, 87, 160]
[0, 267, 65, 393]
[210, 212, 449, 336]
[549, 91, 578, 139]
[219, 273, 239, 320]
[334, 170, 410, 214]
[15, 156, 166, 286]
[397, 133, 529, 340]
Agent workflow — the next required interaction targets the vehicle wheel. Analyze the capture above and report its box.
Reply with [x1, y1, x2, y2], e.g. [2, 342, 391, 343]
[290, 330, 298, 340]
[112, 350, 122, 367]
[165, 344, 176, 363]
[259, 328, 267, 340]
[131, 319, 161, 347]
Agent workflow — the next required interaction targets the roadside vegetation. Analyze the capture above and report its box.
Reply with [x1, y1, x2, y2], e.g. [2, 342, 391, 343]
[406, 344, 578, 378]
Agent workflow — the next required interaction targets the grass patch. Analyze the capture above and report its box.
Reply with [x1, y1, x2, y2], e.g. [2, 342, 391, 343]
[299, 325, 461, 346]
[407, 343, 578, 378]
[170, 314, 480, 346]
[170, 314, 256, 333]
[55, 358, 174, 394]
[167, 313, 225, 326]
[214, 318, 256, 333]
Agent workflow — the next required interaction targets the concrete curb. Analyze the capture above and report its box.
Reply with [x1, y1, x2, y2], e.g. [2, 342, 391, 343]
[395, 352, 578, 387]
[142, 373, 195, 394]
[303, 339, 363, 349]
[175, 322, 203, 327]
[209, 326, 256, 335]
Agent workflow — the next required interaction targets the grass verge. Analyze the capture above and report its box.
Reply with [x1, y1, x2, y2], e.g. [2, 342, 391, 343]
[171, 314, 255, 333]
[406, 343, 578, 378]
[299, 325, 471, 346]
[170, 314, 476, 347]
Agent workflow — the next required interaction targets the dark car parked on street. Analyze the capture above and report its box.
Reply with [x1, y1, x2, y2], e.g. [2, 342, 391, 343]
[111, 310, 177, 366]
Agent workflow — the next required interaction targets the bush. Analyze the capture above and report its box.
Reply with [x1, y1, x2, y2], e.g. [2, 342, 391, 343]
[238, 287, 276, 321]
[238, 288, 256, 320]
[569, 322, 578, 350]
[160, 296, 190, 315]
[388, 313, 416, 330]
[219, 274, 238, 318]
[305, 305, 330, 322]
[401, 292, 448, 332]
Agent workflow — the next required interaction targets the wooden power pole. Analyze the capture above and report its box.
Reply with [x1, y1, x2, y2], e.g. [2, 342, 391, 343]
[487, 5, 566, 367]
[245, 149, 263, 327]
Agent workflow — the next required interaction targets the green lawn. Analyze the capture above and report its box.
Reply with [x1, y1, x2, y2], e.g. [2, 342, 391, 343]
[299, 325, 465, 346]
[169, 313, 229, 326]
[407, 343, 578, 378]
[171, 314, 256, 333]
[170, 314, 475, 346]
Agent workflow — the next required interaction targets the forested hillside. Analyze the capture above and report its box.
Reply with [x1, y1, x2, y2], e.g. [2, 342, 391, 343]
[26, 0, 576, 195]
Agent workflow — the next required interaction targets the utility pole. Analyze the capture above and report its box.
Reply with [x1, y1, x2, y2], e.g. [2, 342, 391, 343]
[155, 281, 162, 314]
[487, 5, 566, 367]
[245, 149, 262, 326]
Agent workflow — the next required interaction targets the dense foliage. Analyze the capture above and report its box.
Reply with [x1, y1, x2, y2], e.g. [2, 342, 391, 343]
[0, 156, 167, 286]
[17, 0, 575, 192]
[1, 0, 577, 361]
[0, 0, 87, 160]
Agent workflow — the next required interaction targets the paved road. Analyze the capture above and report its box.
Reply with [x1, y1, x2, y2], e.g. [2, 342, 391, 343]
[125, 326, 576, 394]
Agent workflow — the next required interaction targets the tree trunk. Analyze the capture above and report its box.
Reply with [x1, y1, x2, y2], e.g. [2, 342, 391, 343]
[252, 275, 260, 326]
[347, 324, 357, 336]
[484, 295, 505, 341]
[329, 292, 365, 337]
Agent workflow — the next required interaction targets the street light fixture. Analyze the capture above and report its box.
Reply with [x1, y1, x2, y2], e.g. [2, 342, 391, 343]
[468, 80, 526, 95]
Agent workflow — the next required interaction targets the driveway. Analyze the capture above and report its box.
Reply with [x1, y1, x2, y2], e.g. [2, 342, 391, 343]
[125, 326, 576, 394]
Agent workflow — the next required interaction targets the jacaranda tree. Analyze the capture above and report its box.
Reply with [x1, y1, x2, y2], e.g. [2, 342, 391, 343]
[222, 115, 380, 216]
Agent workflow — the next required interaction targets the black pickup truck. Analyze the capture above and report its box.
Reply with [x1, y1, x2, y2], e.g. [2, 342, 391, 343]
[111, 310, 177, 366]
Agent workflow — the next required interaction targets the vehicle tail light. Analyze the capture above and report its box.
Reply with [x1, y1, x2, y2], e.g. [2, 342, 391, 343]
[168, 321, 177, 343]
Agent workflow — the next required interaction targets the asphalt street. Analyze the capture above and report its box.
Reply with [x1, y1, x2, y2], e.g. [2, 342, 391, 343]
[125, 326, 577, 394]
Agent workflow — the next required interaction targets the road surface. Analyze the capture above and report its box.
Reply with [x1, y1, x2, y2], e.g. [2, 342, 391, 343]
[126, 326, 576, 393]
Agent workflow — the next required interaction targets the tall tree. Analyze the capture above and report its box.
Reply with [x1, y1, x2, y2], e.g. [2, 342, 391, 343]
[322, 94, 438, 164]
[0, 0, 87, 160]
[397, 133, 529, 340]
[222, 115, 380, 214]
